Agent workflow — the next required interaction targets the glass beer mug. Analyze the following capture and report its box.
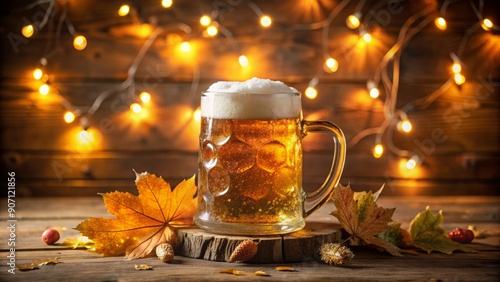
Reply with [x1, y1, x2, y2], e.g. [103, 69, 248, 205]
[194, 78, 346, 235]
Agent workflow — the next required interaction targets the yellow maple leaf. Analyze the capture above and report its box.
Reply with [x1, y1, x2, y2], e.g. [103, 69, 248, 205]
[331, 184, 402, 256]
[76, 171, 197, 259]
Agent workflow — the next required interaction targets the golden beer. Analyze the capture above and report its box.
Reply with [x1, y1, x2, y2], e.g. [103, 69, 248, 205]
[198, 117, 304, 225]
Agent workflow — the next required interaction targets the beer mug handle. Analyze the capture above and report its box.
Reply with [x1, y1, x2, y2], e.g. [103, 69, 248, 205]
[301, 120, 346, 217]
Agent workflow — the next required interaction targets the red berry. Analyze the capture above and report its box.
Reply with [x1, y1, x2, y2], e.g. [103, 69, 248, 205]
[42, 228, 60, 245]
[448, 228, 474, 244]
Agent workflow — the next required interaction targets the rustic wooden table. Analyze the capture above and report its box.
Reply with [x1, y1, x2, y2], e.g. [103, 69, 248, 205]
[1, 196, 499, 281]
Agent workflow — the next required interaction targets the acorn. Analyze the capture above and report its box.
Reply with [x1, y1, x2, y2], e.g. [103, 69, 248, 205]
[229, 240, 258, 263]
[156, 243, 174, 263]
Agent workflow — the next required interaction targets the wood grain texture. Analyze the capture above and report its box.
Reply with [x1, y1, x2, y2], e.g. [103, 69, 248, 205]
[0, 196, 498, 281]
[176, 222, 341, 263]
[1, 0, 499, 196]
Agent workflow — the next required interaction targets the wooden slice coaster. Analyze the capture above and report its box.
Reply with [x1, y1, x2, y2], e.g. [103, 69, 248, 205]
[176, 221, 341, 263]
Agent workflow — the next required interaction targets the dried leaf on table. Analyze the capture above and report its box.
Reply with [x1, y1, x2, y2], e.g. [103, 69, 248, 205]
[33, 257, 60, 266]
[220, 269, 245, 275]
[275, 266, 295, 271]
[254, 270, 271, 276]
[17, 257, 60, 271]
[135, 264, 153, 270]
[409, 206, 476, 254]
[330, 184, 402, 256]
[17, 264, 39, 271]
[76, 171, 197, 259]
[353, 184, 384, 202]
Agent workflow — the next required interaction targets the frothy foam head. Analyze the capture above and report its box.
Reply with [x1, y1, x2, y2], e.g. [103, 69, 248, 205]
[202, 77, 301, 119]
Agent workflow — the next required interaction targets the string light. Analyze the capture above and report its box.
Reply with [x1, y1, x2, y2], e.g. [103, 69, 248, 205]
[206, 24, 218, 37]
[193, 107, 201, 122]
[405, 155, 420, 170]
[366, 80, 379, 99]
[451, 62, 461, 74]
[260, 15, 272, 27]
[17, 0, 495, 178]
[305, 86, 318, 100]
[161, 0, 173, 8]
[346, 13, 361, 29]
[200, 15, 211, 26]
[139, 92, 151, 103]
[361, 31, 372, 43]
[22, 24, 34, 38]
[64, 111, 76, 123]
[398, 119, 412, 133]
[33, 68, 43, 80]
[118, 4, 130, 16]
[324, 57, 338, 73]
[481, 18, 493, 31]
[130, 103, 142, 114]
[454, 73, 466, 85]
[435, 17, 447, 30]
[369, 87, 380, 99]
[73, 35, 87, 51]
[39, 83, 50, 96]
[238, 55, 249, 67]
[179, 41, 191, 52]
[200, 15, 212, 26]
[373, 144, 384, 158]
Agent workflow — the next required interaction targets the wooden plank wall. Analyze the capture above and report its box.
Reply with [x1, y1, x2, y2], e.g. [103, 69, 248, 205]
[1, 0, 499, 197]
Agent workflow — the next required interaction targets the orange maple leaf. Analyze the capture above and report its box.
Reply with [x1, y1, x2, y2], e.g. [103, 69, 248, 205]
[331, 184, 402, 256]
[76, 171, 197, 259]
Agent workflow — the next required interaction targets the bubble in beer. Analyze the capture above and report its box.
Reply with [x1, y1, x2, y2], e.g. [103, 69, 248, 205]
[207, 167, 230, 196]
[257, 141, 286, 172]
[219, 141, 256, 174]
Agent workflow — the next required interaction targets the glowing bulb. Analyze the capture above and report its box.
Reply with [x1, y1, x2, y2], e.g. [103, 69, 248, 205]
[139, 92, 151, 103]
[399, 119, 412, 133]
[305, 86, 318, 100]
[405, 155, 419, 170]
[362, 32, 372, 43]
[194, 107, 201, 122]
[78, 130, 90, 142]
[260, 15, 272, 27]
[238, 55, 248, 67]
[161, 0, 173, 8]
[454, 73, 465, 85]
[369, 87, 380, 99]
[481, 18, 493, 31]
[22, 24, 34, 38]
[130, 103, 142, 114]
[406, 158, 416, 169]
[435, 17, 447, 30]
[200, 15, 211, 26]
[452, 62, 461, 74]
[64, 111, 75, 123]
[118, 4, 130, 16]
[373, 144, 384, 158]
[73, 35, 87, 51]
[346, 14, 361, 29]
[33, 68, 43, 80]
[179, 41, 191, 52]
[206, 25, 218, 37]
[39, 83, 50, 96]
[324, 57, 338, 73]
